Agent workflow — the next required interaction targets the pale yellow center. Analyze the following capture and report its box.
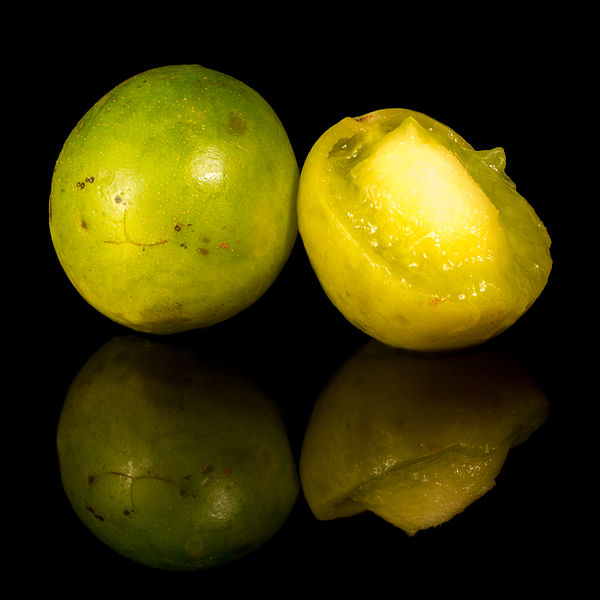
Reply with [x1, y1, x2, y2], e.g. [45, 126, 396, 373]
[348, 117, 503, 275]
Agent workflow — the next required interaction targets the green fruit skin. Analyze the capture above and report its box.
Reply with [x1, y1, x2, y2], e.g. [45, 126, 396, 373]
[49, 65, 299, 334]
[56, 336, 299, 570]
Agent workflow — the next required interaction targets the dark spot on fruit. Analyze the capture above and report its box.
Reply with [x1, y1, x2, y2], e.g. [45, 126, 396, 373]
[202, 465, 213, 474]
[81, 218, 88, 230]
[179, 489, 187, 497]
[198, 248, 209, 255]
[355, 114, 373, 122]
[85, 176, 95, 183]
[180, 243, 187, 248]
[85, 507, 104, 521]
[87, 474, 96, 484]
[174, 223, 182, 232]
[114, 195, 123, 203]
[77, 181, 85, 189]
[227, 111, 247, 135]
[123, 510, 131, 516]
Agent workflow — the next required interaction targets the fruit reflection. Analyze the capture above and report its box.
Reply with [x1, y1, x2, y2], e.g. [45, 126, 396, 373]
[300, 341, 548, 536]
[56, 336, 299, 570]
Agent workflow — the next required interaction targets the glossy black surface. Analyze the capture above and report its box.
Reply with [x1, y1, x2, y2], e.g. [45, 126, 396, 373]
[27, 25, 581, 594]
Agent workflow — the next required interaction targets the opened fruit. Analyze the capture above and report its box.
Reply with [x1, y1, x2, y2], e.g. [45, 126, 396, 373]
[49, 64, 298, 334]
[297, 109, 552, 351]
[299, 340, 548, 535]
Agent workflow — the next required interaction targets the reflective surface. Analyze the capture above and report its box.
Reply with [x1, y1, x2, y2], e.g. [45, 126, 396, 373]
[31, 34, 577, 594]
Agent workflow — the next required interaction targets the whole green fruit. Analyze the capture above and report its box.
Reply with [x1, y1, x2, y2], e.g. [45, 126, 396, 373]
[49, 65, 299, 334]
[298, 109, 552, 351]
[56, 336, 299, 570]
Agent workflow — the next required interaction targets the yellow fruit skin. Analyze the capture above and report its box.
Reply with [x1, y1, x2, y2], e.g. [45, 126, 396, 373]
[297, 109, 551, 351]
[49, 65, 298, 334]
[57, 336, 299, 570]
[299, 341, 548, 535]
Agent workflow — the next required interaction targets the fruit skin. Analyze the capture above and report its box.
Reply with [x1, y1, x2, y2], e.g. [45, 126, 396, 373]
[49, 65, 298, 334]
[299, 340, 548, 536]
[56, 336, 299, 570]
[297, 109, 552, 352]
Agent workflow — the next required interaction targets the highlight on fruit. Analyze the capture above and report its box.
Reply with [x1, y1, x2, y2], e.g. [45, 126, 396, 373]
[49, 64, 299, 334]
[297, 108, 552, 352]
[299, 340, 548, 536]
[56, 336, 299, 570]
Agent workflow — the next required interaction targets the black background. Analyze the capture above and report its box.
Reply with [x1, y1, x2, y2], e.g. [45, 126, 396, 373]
[18, 11, 587, 596]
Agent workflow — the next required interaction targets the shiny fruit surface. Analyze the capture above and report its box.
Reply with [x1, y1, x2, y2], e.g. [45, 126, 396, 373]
[299, 341, 548, 535]
[297, 109, 551, 351]
[49, 64, 298, 334]
[56, 336, 299, 570]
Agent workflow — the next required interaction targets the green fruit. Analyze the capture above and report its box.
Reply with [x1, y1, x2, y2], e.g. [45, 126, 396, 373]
[299, 340, 548, 536]
[297, 109, 552, 351]
[49, 65, 298, 334]
[56, 336, 299, 570]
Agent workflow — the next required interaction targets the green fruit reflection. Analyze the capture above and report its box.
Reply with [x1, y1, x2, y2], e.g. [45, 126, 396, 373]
[300, 341, 548, 536]
[56, 336, 299, 570]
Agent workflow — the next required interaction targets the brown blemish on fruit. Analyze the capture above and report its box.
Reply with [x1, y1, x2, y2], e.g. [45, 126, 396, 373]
[219, 242, 229, 250]
[198, 247, 209, 255]
[429, 297, 443, 307]
[80, 217, 88, 230]
[77, 181, 85, 189]
[86, 505, 105, 521]
[227, 111, 247, 135]
[85, 176, 95, 184]
[174, 223, 182, 232]
[355, 114, 373, 122]
[202, 465, 213, 474]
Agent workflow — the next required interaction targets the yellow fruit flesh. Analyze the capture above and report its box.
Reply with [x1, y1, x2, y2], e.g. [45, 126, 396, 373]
[347, 117, 506, 287]
[298, 109, 551, 351]
[351, 445, 510, 536]
[299, 341, 549, 535]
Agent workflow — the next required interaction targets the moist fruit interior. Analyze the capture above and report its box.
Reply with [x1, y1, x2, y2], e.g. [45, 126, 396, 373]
[325, 110, 549, 304]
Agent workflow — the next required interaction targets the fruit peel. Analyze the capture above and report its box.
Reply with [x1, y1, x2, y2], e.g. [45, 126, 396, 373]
[49, 65, 299, 334]
[57, 336, 299, 570]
